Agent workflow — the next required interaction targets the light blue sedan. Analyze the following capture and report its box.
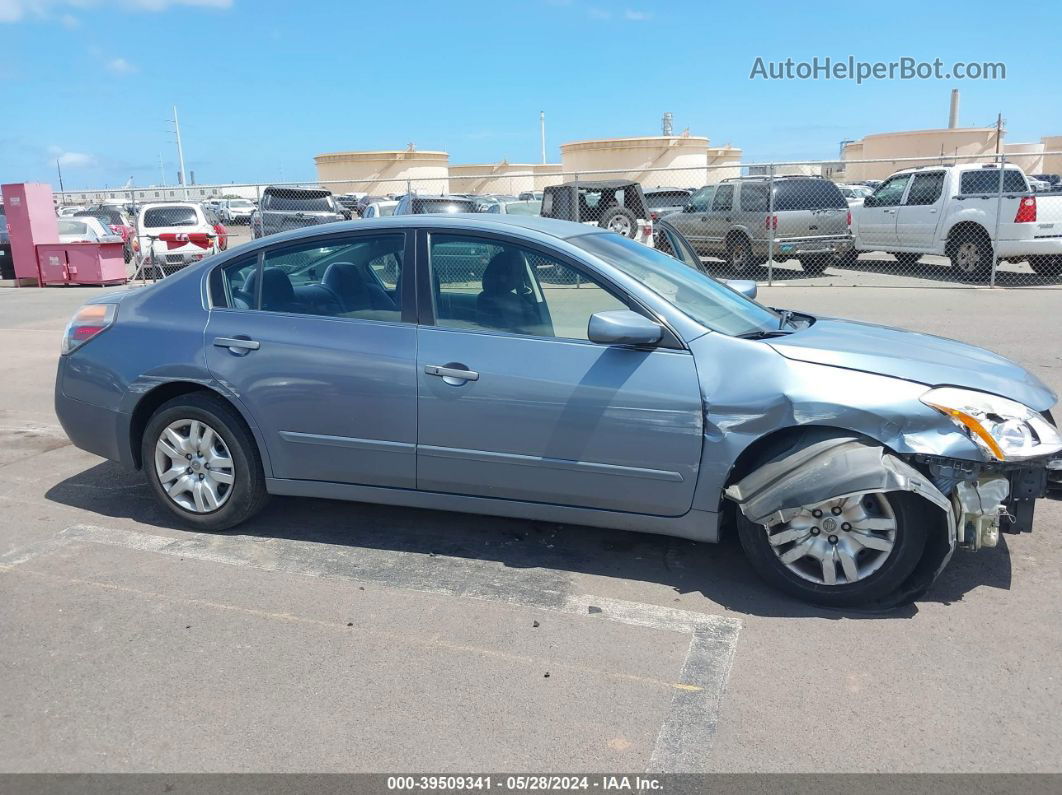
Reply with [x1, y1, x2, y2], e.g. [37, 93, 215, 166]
[55, 215, 1062, 606]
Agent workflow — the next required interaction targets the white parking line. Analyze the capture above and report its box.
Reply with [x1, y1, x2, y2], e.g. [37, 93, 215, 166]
[4, 523, 743, 772]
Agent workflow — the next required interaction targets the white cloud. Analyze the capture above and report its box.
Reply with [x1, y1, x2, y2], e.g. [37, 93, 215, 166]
[58, 11, 77, 26]
[47, 146, 97, 168]
[588, 7, 611, 20]
[623, 9, 652, 21]
[106, 56, 137, 74]
[0, 0, 232, 23]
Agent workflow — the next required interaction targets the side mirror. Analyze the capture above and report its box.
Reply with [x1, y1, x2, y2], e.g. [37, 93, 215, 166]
[723, 279, 757, 300]
[587, 310, 662, 346]
[863, 194, 878, 208]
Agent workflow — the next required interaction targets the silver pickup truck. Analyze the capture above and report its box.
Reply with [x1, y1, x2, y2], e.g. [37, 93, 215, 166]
[849, 164, 1062, 280]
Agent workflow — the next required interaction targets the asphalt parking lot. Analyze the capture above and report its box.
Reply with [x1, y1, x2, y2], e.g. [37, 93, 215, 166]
[0, 277, 1060, 773]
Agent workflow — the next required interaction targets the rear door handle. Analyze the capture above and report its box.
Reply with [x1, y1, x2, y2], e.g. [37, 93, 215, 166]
[214, 336, 260, 351]
[425, 364, 479, 382]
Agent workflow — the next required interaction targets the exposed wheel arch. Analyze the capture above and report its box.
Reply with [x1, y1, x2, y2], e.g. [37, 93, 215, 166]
[129, 382, 265, 472]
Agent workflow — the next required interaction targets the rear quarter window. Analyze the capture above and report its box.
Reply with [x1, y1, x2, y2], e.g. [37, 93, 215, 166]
[772, 180, 847, 211]
[960, 169, 1029, 194]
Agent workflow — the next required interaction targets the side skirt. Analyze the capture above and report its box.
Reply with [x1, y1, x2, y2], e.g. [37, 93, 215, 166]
[265, 478, 720, 543]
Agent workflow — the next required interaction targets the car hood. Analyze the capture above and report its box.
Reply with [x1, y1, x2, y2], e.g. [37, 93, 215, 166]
[767, 317, 1057, 411]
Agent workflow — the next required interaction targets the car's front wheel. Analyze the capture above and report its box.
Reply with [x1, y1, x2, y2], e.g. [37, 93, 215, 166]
[142, 392, 268, 531]
[737, 490, 929, 607]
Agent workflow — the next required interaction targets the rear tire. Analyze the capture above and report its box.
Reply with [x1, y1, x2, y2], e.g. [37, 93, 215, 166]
[142, 392, 268, 532]
[726, 234, 755, 274]
[948, 232, 994, 282]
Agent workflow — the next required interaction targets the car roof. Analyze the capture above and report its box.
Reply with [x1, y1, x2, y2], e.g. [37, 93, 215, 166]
[231, 214, 607, 251]
[554, 180, 640, 189]
[139, 202, 200, 210]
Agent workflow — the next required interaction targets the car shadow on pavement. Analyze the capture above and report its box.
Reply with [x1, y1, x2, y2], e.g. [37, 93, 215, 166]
[46, 460, 1013, 621]
[836, 257, 1061, 287]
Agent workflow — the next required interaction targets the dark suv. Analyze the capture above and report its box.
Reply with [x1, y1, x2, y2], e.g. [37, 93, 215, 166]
[540, 180, 654, 246]
[666, 176, 852, 275]
[251, 187, 344, 239]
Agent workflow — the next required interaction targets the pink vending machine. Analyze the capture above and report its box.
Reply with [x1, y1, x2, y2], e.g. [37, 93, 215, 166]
[1, 183, 58, 286]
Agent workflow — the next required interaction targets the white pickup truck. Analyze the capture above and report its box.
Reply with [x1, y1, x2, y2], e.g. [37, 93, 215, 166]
[848, 164, 1062, 280]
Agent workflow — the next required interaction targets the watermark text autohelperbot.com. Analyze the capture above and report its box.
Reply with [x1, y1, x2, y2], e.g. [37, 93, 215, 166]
[750, 56, 1005, 83]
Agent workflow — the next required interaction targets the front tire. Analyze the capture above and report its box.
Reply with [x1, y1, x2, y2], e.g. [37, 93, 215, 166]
[142, 392, 268, 531]
[737, 490, 929, 608]
[726, 234, 755, 274]
[948, 233, 993, 282]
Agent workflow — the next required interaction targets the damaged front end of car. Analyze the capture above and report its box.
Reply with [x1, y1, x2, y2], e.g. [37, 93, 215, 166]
[725, 434, 1060, 608]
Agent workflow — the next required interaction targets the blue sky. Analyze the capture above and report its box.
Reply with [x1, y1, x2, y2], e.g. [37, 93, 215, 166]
[3, 0, 1060, 189]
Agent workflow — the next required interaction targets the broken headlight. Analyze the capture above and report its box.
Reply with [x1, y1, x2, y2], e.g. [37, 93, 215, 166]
[921, 387, 1062, 461]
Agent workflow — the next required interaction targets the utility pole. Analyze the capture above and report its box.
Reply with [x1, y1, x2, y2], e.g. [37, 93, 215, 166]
[995, 112, 1004, 154]
[173, 105, 188, 199]
[159, 153, 166, 186]
[540, 111, 546, 164]
[56, 160, 65, 205]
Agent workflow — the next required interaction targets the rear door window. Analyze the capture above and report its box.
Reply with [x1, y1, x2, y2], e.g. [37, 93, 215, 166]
[740, 183, 769, 212]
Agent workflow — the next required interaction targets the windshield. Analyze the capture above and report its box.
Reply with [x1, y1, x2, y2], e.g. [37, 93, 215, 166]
[503, 200, 541, 215]
[571, 233, 781, 337]
[143, 206, 198, 227]
[59, 219, 93, 237]
[645, 191, 690, 208]
[414, 198, 476, 214]
[265, 192, 334, 212]
[228, 199, 253, 208]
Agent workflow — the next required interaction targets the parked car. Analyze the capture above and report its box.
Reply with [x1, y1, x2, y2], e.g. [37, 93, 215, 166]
[219, 198, 256, 225]
[361, 200, 398, 218]
[665, 176, 852, 274]
[355, 195, 389, 217]
[393, 195, 478, 215]
[0, 211, 11, 280]
[57, 216, 124, 245]
[57, 206, 82, 218]
[1030, 174, 1061, 191]
[1026, 175, 1051, 193]
[847, 164, 1062, 280]
[518, 191, 544, 201]
[74, 207, 137, 262]
[837, 184, 873, 205]
[335, 194, 360, 220]
[251, 186, 344, 239]
[482, 199, 542, 216]
[540, 180, 654, 247]
[643, 188, 693, 221]
[137, 202, 219, 272]
[53, 214, 1061, 607]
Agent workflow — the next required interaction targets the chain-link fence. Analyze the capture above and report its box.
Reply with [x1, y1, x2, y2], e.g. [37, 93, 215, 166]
[53, 152, 1062, 288]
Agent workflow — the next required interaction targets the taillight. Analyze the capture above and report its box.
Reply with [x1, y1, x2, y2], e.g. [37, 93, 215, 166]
[1015, 196, 1037, 223]
[765, 214, 778, 230]
[62, 303, 117, 354]
[846, 210, 852, 227]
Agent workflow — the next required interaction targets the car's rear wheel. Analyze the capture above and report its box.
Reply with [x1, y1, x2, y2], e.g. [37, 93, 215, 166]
[726, 234, 755, 274]
[737, 490, 929, 607]
[142, 393, 268, 531]
[948, 234, 993, 282]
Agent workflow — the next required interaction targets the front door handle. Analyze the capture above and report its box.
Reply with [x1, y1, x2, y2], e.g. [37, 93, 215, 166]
[425, 364, 479, 382]
[214, 336, 260, 352]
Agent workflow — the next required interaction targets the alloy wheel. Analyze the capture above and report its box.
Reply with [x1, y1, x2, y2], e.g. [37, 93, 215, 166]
[608, 216, 633, 236]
